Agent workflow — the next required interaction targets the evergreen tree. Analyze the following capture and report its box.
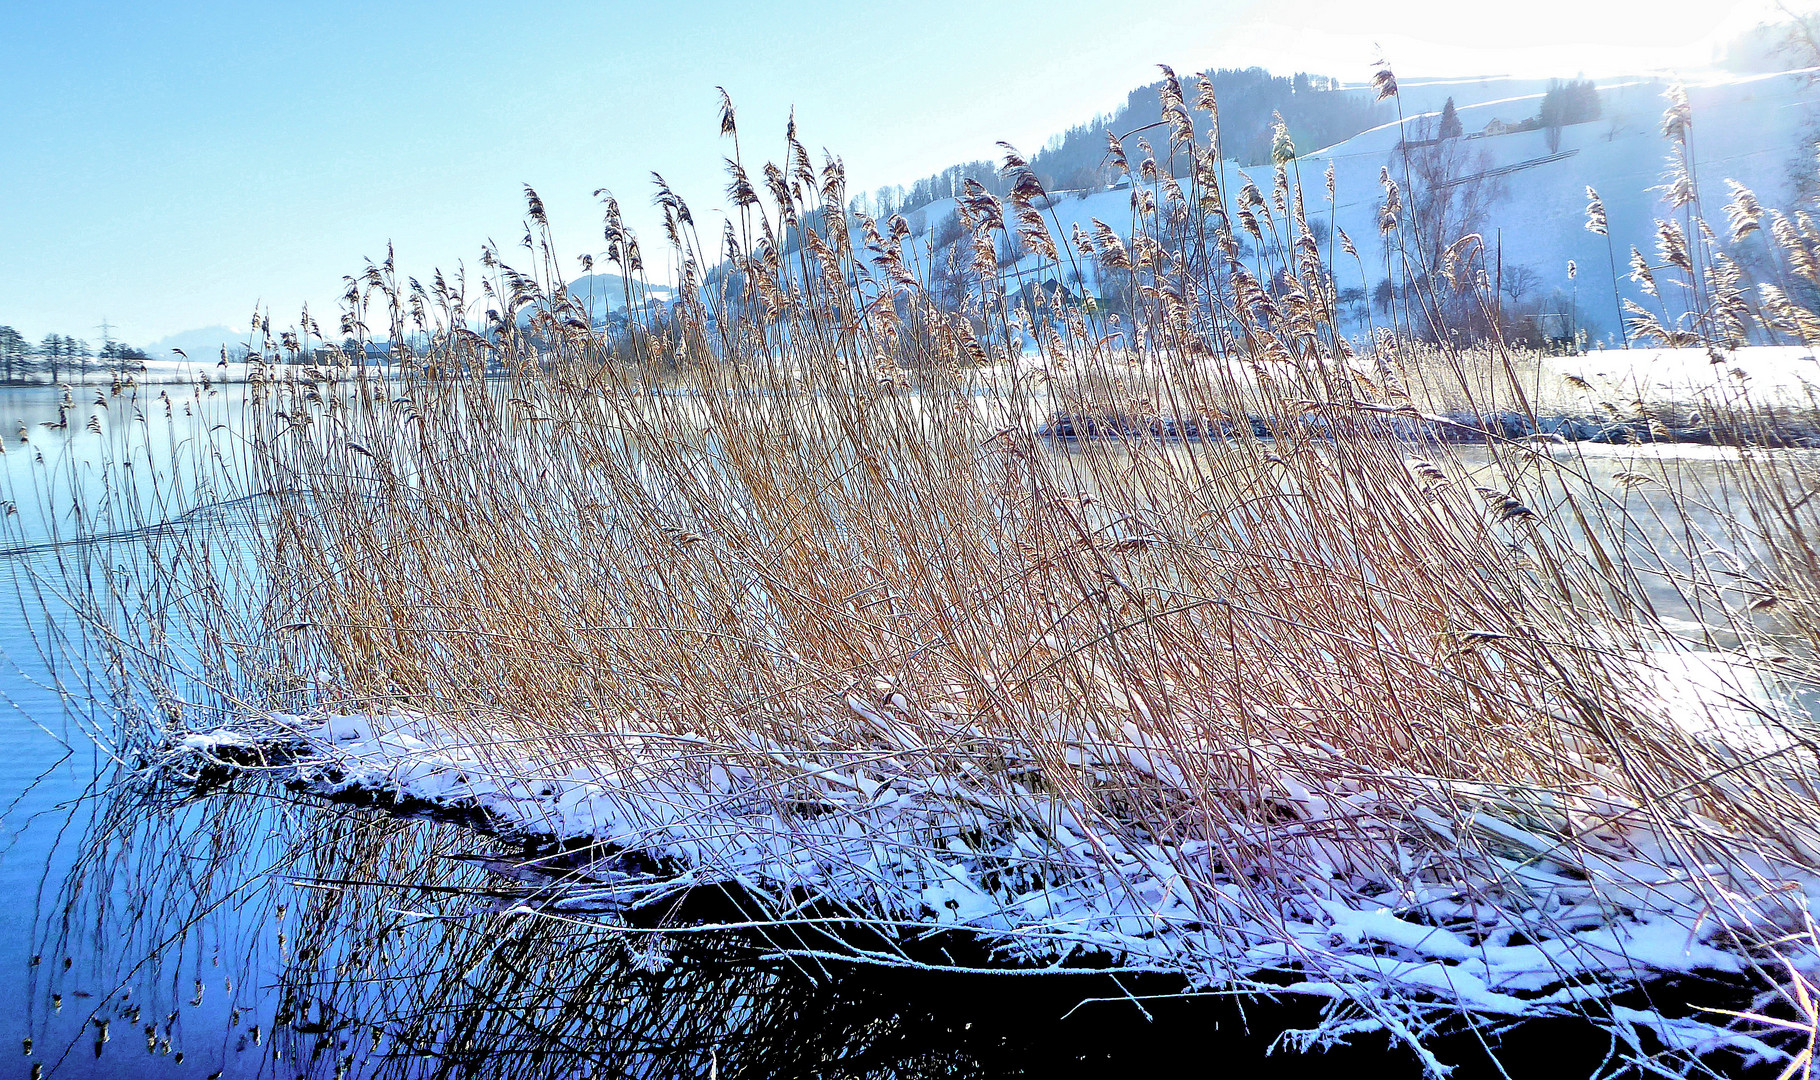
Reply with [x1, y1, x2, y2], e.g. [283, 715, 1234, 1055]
[1439, 96, 1463, 140]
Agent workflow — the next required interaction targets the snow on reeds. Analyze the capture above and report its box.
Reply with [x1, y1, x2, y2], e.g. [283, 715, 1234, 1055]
[29, 70, 1820, 1073]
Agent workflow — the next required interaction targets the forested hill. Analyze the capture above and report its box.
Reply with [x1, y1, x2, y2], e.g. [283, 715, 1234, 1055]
[860, 68, 1391, 219]
[1030, 69, 1389, 184]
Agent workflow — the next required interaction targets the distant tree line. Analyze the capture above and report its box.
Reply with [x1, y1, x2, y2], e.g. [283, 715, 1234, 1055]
[0, 325, 150, 384]
[855, 161, 1009, 220]
[1538, 79, 1601, 151]
[855, 67, 1391, 220]
[1404, 81, 1601, 153]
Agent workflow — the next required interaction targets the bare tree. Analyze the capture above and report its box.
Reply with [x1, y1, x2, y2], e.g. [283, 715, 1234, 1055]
[1776, 3, 1820, 68]
[0, 326, 25, 383]
[1502, 264, 1541, 303]
[1394, 116, 1508, 340]
[1397, 117, 1506, 281]
[1776, 6, 1820, 208]
[1338, 286, 1369, 322]
[928, 246, 970, 312]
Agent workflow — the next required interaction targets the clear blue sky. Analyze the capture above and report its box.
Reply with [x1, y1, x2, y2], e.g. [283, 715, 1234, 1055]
[0, 0, 1792, 346]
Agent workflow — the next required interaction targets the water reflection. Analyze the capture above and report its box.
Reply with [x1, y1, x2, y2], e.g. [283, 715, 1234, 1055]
[26, 768, 1639, 1079]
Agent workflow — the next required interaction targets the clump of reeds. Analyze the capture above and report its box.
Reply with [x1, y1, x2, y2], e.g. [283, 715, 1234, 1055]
[20, 69, 1820, 1075]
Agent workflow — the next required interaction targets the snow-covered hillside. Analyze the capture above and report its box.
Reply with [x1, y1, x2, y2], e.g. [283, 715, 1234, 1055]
[565, 272, 675, 326]
[892, 69, 1819, 345]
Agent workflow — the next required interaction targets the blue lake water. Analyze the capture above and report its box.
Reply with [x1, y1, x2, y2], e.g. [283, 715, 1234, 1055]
[0, 380, 1265, 1080]
[0, 380, 1777, 1078]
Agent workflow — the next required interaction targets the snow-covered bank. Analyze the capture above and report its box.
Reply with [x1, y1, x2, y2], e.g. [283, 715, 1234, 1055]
[173, 652, 1820, 1074]
[1554, 346, 1820, 406]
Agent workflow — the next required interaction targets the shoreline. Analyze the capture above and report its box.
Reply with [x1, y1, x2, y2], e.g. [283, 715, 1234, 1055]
[161, 686, 1810, 1075]
[1038, 406, 1820, 448]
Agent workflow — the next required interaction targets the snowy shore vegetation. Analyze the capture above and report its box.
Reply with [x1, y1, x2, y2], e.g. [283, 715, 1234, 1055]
[27, 68, 1820, 1075]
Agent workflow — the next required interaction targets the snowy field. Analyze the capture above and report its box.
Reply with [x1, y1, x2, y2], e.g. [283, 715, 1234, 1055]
[1552, 344, 1820, 404]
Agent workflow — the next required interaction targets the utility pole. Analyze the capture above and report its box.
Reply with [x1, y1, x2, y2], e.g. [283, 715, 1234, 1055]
[1495, 229, 1503, 334]
[94, 316, 115, 381]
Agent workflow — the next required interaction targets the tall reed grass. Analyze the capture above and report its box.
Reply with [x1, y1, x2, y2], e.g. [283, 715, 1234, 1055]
[17, 67, 1820, 1074]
